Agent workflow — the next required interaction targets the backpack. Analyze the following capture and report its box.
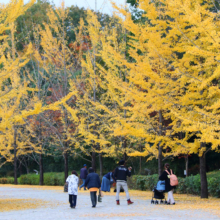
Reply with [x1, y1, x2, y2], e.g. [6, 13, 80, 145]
[165, 169, 178, 186]
[156, 180, 165, 191]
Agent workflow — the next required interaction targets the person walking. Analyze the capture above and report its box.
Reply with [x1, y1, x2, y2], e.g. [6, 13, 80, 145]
[159, 163, 176, 205]
[114, 160, 134, 205]
[85, 167, 101, 208]
[66, 170, 79, 209]
[101, 170, 115, 192]
[79, 164, 88, 190]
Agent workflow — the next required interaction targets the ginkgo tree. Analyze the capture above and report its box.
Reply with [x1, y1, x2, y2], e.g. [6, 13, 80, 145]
[74, 11, 145, 173]
[108, 0, 220, 198]
[35, 1, 81, 180]
[0, 0, 38, 183]
[73, 12, 112, 173]
[77, 9, 174, 175]
[82, 5, 176, 175]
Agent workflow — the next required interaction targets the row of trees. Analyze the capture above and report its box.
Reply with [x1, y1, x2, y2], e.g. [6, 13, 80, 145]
[0, 0, 113, 184]
[0, 0, 220, 198]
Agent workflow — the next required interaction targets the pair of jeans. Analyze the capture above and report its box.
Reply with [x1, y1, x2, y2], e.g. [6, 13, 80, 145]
[69, 195, 77, 207]
[116, 181, 130, 201]
[80, 179, 86, 190]
[90, 191, 97, 207]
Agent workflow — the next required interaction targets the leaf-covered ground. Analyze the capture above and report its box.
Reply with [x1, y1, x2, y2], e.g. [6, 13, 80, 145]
[0, 198, 49, 212]
[0, 185, 219, 220]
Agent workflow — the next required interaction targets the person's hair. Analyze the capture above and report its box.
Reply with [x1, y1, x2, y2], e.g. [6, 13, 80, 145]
[119, 160, 125, 165]
[72, 170, 78, 176]
[164, 163, 170, 169]
[89, 167, 94, 173]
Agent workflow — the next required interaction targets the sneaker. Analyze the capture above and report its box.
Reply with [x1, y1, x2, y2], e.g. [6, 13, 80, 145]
[171, 203, 175, 205]
[116, 200, 120, 205]
[92, 205, 96, 208]
[71, 206, 75, 209]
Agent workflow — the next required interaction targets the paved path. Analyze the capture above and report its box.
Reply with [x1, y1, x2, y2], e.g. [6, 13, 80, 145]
[0, 186, 219, 220]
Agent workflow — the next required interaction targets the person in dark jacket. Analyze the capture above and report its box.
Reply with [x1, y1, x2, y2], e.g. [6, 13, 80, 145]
[159, 163, 175, 205]
[114, 160, 134, 205]
[85, 167, 101, 208]
[101, 170, 115, 192]
[79, 164, 88, 190]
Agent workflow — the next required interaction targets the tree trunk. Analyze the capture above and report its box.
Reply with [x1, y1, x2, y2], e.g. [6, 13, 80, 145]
[123, 152, 127, 161]
[99, 153, 103, 178]
[139, 145, 142, 174]
[39, 152, 44, 185]
[200, 147, 208, 198]
[19, 160, 22, 176]
[92, 151, 96, 172]
[139, 156, 142, 174]
[123, 138, 127, 161]
[158, 145, 163, 176]
[24, 158, 29, 174]
[14, 127, 17, 185]
[158, 110, 163, 176]
[64, 151, 68, 181]
[185, 155, 189, 177]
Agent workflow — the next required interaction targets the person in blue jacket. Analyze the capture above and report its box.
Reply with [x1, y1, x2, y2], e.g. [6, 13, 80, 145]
[79, 164, 88, 190]
[101, 170, 115, 192]
[85, 167, 101, 208]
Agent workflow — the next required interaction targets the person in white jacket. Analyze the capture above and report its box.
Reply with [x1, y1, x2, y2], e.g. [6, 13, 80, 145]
[66, 170, 79, 208]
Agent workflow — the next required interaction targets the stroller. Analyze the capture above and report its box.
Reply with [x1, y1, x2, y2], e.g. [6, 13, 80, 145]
[151, 180, 167, 204]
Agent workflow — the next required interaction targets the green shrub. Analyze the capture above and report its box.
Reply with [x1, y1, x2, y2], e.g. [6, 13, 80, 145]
[128, 174, 158, 191]
[175, 175, 201, 195]
[44, 173, 65, 186]
[208, 177, 220, 198]
[0, 177, 14, 184]
[18, 173, 65, 186]
[0, 178, 8, 184]
[19, 174, 39, 185]
[130, 172, 220, 198]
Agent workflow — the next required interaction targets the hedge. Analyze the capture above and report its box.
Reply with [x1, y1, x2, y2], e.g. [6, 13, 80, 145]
[0, 177, 14, 184]
[18, 172, 66, 186]
[0, 172, 83, 186]
[128, 173, 220, 198]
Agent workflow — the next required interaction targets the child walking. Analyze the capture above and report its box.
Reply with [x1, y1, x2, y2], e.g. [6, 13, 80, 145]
[66, 170, 79, 209]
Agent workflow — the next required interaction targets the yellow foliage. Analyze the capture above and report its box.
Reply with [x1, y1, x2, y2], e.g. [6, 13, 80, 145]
[94, 0, 220, 159]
